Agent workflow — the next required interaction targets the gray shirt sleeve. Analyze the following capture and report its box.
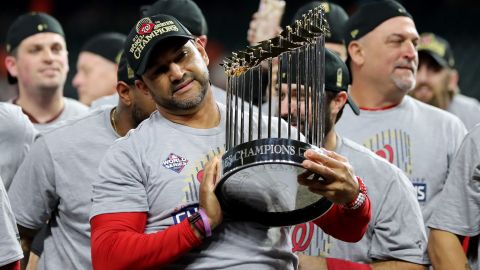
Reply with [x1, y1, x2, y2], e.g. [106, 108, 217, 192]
[0, 177, 23, 266]
[8, 136, 58, 229]
[0, 104, 37, 190]
[428, 129, 480, 236]
[369, 170, 429, 264]
[90, 137, 149, 219]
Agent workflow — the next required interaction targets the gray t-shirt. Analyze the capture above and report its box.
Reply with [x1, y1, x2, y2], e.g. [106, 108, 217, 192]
[428, 123, 480, 269]
[0, 102, 37, 189]
[291, 136, 428, 264]
[448, 94, 480, 131]
[0, 176, 23, 267]
[90, 103, 297, 270]
[90, 93, 119, 109]
[337, 95, 466, 222]
[31, 97, 89, 132]
[8, 106, 117, 270]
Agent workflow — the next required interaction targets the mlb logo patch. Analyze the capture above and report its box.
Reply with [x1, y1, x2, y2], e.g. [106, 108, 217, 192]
[162, 153, 188, 173]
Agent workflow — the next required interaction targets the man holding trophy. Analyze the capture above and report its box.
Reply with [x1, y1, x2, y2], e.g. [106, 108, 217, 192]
[89, 9, 371, 269]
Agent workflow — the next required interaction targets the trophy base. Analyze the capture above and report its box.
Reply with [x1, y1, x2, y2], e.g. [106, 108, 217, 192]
[216, 138, 333, 227]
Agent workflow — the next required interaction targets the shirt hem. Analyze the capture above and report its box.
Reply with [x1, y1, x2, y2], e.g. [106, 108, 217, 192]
[89, 206, 149, 220]
[0, 254, 23, 267]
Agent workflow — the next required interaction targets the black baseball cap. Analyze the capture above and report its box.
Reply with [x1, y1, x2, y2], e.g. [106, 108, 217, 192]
[125, 14, 194, 76]
[292, 2, 349, 44]
[417, 32, 454, 68]
[6, 12, 65, 84]
[279, 49, 359, 115]
[324, 49, 359, 115]
[344, 0, 412, 46]
[80, 32, 126, 64]
[142, 0, 208, 37]
[117, 51, 136, 86]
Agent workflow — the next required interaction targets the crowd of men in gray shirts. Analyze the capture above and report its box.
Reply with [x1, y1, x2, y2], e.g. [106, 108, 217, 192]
[1, 0, 480, 269]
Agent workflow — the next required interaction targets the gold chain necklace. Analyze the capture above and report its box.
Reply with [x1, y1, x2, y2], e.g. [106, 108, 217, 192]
[110, 107, 119, 135]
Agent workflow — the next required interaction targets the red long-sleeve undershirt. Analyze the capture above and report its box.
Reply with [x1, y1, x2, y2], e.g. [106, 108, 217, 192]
[0, 260, 20, 270]
[90, 213, 201, 270]
[313, 195, 371, 242]
[90, 195, 370, 270]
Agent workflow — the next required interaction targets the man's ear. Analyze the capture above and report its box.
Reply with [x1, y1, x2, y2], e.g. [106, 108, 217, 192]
[348, 40, 365, 67]
[135, 78, 151, 96]
[332, 91, 348, 114]
[4, 56, 18, 77]
[197, 35, 208, 47]
[448, 69, 459, 95]
[195, 38, 209, 66]
[117, 82, 133, 106]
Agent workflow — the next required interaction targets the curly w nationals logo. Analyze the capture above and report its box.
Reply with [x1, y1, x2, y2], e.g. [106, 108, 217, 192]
[136, 18, 154, 35]
[363, 129, 412, 176]
[138, 23, 155, 35]
[180, 147, 224, 204]
[291, 221, 332, 256]
[292, 222, 315, 252]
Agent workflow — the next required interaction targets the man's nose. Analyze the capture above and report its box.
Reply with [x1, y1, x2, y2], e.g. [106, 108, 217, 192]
[168, 62, 184, 82]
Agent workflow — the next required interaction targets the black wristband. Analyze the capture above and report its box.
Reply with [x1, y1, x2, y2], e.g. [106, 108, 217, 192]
[188, 212, 206, 238]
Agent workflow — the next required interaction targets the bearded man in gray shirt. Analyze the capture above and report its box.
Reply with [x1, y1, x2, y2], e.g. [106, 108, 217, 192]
[275, 47, 428, 269]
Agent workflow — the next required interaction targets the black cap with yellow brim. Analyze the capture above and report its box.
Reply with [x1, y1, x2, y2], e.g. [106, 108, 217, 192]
[124, 14, 194, 76]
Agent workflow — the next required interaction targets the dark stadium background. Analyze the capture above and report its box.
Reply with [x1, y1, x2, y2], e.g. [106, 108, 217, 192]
[1, 0, 479, 102]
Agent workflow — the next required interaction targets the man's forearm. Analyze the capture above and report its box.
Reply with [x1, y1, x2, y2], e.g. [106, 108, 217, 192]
[19, 238, 31, 270]
[370, 260, 427, 270]
[91, 212, 202, 270]
[18, 226, 39, 270]
[428, 229, 468, 270]
[298, 255, 426, 270]
[313, 194, 371, 243]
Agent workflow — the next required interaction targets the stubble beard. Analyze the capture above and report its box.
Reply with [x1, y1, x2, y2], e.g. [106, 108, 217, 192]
[131, 102, 151, 128]
[33, 72, 67, 97]
[392, 74, 416, 93]
[153, 70, 210, 111]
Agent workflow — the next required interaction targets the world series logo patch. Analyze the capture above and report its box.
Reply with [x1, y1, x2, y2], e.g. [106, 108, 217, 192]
[163, 153, 188, 173]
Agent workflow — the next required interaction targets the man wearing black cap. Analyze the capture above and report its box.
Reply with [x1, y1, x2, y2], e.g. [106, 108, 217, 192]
[8, 52, 156, 270]
[142, 0, 237, 105]
[4, 12, 88, 132]
[336, 0, 466, 235]
[73, 32, 126, 106]
[89, 14, 372, 270]
[410, 32, 480, 130]
[276, 49, 427, 269]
